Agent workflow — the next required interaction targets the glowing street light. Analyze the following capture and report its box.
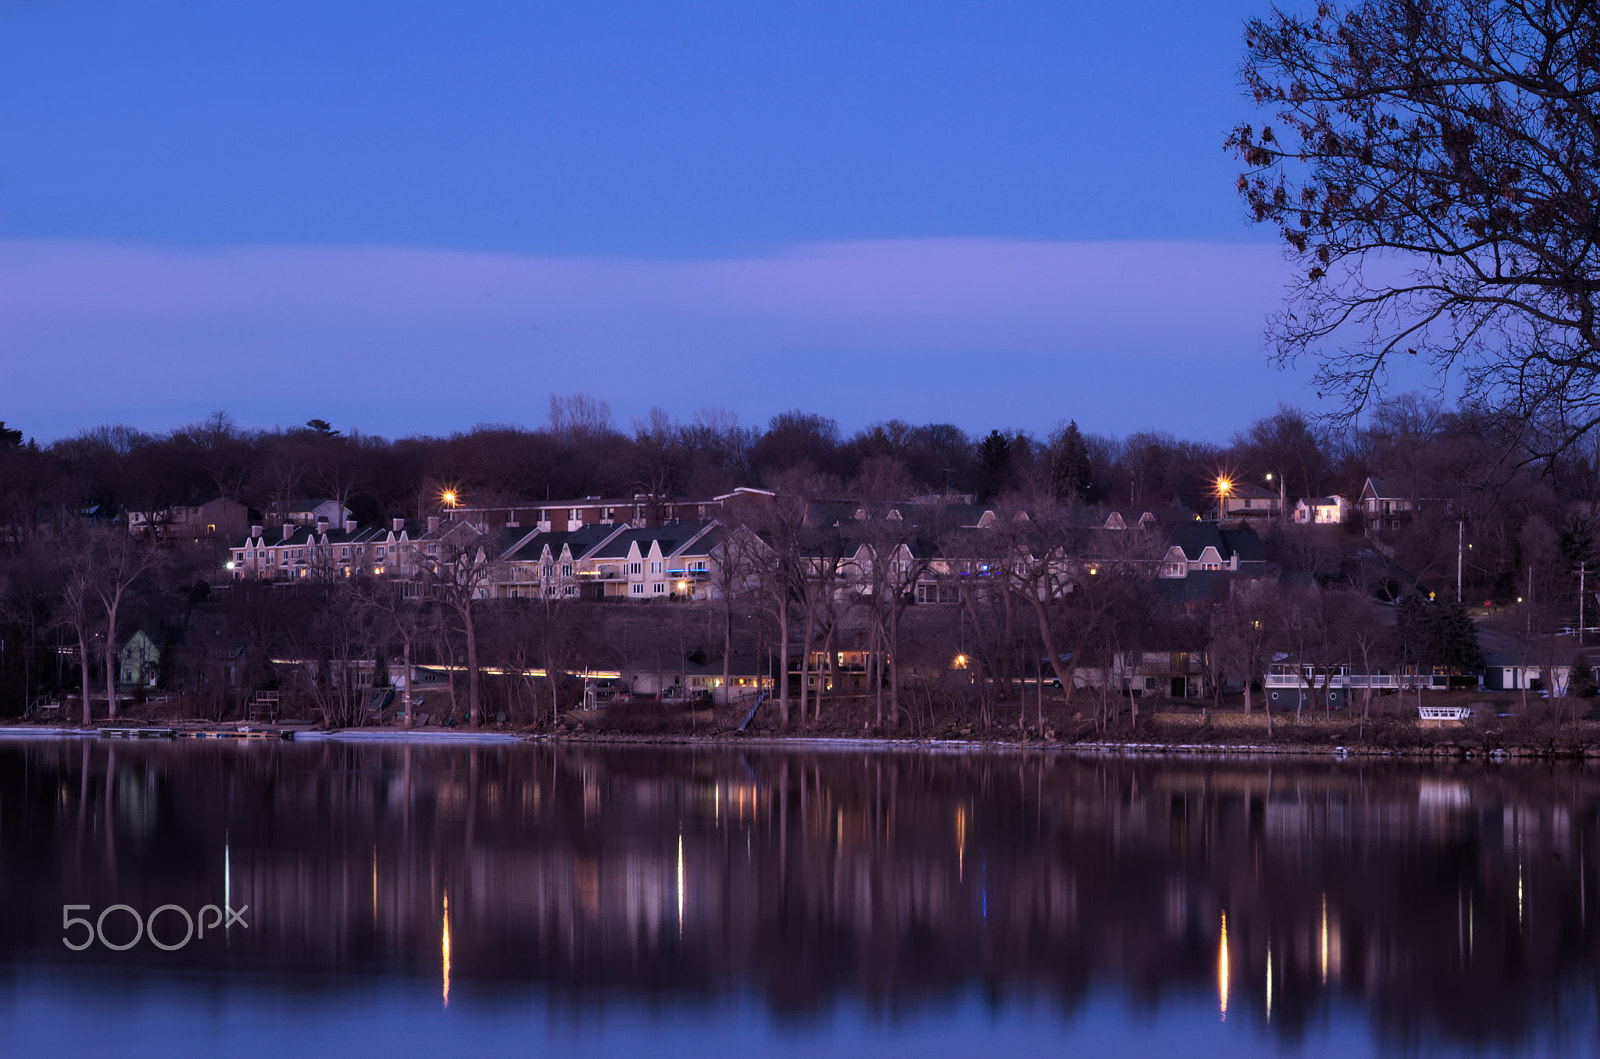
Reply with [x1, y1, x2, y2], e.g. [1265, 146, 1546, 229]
[1215, 476, 1234, 520]
[441, 490, 459, 508]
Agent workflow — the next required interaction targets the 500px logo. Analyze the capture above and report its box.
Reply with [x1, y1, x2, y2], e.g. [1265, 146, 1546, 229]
[62, 903, 249, 951]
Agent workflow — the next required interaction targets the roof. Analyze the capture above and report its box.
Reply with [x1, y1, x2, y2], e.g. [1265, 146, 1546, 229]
[1363, 477, 1407, 499]
[503, 523, 624, 562]
[589, 520, 714, 560]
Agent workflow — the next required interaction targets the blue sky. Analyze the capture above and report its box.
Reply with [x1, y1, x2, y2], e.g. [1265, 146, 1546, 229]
[0, 1, 1363, 442]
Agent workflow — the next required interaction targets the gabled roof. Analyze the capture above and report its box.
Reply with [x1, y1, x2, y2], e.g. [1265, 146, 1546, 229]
[589, 520, 715, 560]
[508, 523, 625, 562]
[1362, 477, 1408, 500]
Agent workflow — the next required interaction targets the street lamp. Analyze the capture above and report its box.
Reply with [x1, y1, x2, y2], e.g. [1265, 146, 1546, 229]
[1215, 476, 1233, 521]
[1265, 471, 1286, 522]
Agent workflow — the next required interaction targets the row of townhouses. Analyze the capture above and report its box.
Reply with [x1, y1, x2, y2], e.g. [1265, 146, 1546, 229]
[226, 498, 1275, 611]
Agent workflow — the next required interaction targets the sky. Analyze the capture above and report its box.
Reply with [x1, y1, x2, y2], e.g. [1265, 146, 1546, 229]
[0, 0, 1366, 444]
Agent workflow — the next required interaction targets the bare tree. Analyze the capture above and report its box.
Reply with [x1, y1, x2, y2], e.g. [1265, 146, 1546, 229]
[91, 531, 156, 719]
[1209, 581, 1281, 716]
[415, 522, 497, 725]
[353, 573, 425, 727]
[1231, 0, 1600, 457]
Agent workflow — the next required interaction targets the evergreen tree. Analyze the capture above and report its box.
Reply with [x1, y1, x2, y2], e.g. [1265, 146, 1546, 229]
[1396, 593, 1483, 674]
[1049, 421, 1094, 503]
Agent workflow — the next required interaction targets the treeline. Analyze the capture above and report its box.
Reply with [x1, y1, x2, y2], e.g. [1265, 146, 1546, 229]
[4, 391, 1597, 526]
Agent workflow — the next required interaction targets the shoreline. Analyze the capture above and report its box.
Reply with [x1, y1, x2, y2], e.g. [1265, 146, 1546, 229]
[2, 720, 1594, 762]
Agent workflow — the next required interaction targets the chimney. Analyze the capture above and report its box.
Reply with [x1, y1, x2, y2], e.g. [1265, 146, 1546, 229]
[282, 523, 295, 540]
[392, 517, 405, 532]
[251, 525, 263, 539]
[427, 516, 440, 533]
[345, 519, 358, 533]
[315, 517, 329, 534]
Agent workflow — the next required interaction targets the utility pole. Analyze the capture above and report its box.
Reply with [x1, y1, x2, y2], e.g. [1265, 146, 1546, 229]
[1582, 562, 1588, 646]
[1528, 566, 1535, 637]
[1456, 520, 1464, 602]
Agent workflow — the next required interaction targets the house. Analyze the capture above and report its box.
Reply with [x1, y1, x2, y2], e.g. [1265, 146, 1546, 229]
[495, 523, 629, 599]
[1294, 495, 1353, 525]
[579, 521, 719, 600]
[1359, 478, 1416, 532]
[228, 515, 451, 582]
[1217, 481, 1283, 521]
[1071, 649, 1209, 699]
[1263, 655, 1448, 708]
[267, 498, 352, 528]
[117, 630, 161, 688]
[444, 494, 728, 533]
[1156, 524, 1268, 579]
[127, 497, 248, 542]
[1481, 650, 1600, 694]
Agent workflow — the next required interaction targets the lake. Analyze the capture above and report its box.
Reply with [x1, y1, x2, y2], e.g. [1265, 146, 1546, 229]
[0, 737, 1595, 1057]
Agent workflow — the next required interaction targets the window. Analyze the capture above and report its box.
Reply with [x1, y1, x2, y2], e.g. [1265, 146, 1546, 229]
[630, 561, 642, 575]
[376, 546, 386, 558]
[650, 560, 663, 575]
[564, 585, 577, 596]
[340, 546, 350, 558]
[568, 509, 579, 520]
[543, 563, 554, 579]
[631, 583, 644, 595]
[690, 560, 706, 571]
[653, 582, 665, 594]
[561, 563, 573, 577]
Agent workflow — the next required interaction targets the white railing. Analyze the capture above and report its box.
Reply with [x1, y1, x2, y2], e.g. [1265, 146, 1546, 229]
[1265, 669, 1447, 690]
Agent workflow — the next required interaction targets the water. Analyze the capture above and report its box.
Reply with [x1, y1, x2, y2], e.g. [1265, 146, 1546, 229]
[0, 737, 1596, 1057]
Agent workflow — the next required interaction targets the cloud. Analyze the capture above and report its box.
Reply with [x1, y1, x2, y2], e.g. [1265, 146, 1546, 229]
[0, 237, 1303, 440]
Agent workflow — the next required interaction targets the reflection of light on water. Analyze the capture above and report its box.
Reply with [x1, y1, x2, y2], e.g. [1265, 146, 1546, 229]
[441, 891, 451, 1009]
[1320, 893, 1329, 984]
[1518, 861, 1524, 927]
[956, 805, 966, 883]
[1218, 912, 1229, 1021]
[1265, 940, 1273, 1023]
[676, 833, 685, 938]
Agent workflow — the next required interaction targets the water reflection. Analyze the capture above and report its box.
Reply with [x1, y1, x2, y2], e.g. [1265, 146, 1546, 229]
[1, 739, 1598, 1054]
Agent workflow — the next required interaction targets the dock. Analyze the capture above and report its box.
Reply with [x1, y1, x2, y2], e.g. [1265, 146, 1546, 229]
[98, 726, 290, 740]
[99, 727, 177, 739]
